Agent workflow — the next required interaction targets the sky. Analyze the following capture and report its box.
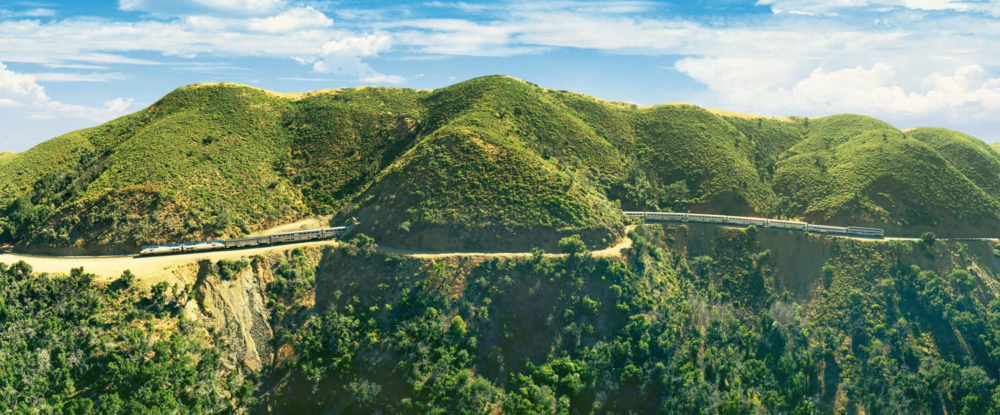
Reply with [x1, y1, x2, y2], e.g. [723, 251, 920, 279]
[1, 0, 1000, 152]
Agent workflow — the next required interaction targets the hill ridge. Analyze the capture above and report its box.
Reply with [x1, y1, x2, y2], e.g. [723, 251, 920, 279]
[3, 75, 999, 254]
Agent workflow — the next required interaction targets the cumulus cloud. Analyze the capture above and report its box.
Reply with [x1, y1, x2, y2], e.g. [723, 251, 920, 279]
[0, 3, 400, 84]
[247, 6, 332, 33]
[0, 61, 135, 122]
[676, 60, 1000, 118]
[311, 35, 403, 83]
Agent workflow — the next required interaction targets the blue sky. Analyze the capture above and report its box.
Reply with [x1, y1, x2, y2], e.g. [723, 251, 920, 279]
[1, 0, 999, 152]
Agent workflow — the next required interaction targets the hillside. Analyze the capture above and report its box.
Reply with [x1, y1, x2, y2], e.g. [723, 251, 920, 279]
[8, 224, 1000, 413]
[3, 75, 1000, 254]
[773, 116, 1000, 235]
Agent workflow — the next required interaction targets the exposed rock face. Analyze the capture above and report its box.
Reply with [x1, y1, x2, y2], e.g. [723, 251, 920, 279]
[184, 259, 275, 372]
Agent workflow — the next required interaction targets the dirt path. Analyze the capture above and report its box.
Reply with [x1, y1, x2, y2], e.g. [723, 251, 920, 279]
[376, 225, 637, 259]
[249, 215, 332, 237]
[13, 219, 982, 282]
[0, 239, 339, 282]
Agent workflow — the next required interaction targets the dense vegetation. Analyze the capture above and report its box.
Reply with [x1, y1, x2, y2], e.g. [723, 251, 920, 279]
[9, 223, 1000, 413]
[0, 262, 256, 414]
[263, 224, 1000, 413]
[4, 75, 1000, 253]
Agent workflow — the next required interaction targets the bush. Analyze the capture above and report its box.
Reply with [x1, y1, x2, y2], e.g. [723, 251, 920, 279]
[217, 258, 250, 280]
[119, 269, 136, 288]
[558, 235, 587, 254]
[349, 233, 377, 256]
[921, 232, 936, 246]
[150, 281, 171, 311]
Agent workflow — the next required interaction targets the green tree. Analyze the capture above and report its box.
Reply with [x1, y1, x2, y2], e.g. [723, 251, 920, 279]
[921, 232, 937, 246]
[558, 235, 587, 254]
[119, 269, 136, 288]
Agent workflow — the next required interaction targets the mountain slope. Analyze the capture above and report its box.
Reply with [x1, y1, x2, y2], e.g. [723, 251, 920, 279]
[910, 127, 1000, 199]
[773, 116, 1000, 235]
[3, 75, 1000, 253]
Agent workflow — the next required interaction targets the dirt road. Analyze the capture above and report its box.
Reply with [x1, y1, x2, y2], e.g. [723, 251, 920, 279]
[0, 239, 339, 281]
[0, 225, 638, 280]
[377, 226, 637, 259]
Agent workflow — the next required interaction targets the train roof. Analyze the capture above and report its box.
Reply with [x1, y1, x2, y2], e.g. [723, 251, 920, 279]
[847, 226, 883, 231]
[140, 243, 183, 249]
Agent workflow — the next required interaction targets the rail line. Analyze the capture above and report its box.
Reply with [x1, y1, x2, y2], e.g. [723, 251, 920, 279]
[624, 211, 885, 238]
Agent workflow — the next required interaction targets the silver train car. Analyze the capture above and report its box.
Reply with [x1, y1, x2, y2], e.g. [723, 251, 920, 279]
[624, 211, 884, 238]
[140, 226, 350, 256]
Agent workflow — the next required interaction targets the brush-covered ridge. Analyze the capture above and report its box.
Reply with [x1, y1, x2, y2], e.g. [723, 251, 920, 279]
[3, 75, 1000, 253]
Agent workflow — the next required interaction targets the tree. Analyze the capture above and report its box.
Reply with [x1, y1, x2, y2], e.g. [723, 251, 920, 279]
[451, 315, 468, 337]
[350, 233, 377, 256]
[150, 281, 171, 310]
[921, 232, 936, 247]
[559, 235, 587, 254]
[119, 269, 136, 289]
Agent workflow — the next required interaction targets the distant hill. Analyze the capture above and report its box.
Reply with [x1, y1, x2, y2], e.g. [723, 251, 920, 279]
[3, 75, 1000, 253]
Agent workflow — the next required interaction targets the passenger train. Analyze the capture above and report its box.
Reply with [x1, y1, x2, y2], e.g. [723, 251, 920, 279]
[139, 226, 350, 256]
[623, 212, 884, 238]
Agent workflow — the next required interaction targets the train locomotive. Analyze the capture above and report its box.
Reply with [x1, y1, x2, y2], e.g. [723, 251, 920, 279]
[623, 212, 884, 238]
[139, 226, 350, 256]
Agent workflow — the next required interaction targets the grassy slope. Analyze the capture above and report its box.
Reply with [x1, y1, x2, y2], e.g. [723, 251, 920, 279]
[773, 116, 1000, 234]
[345, 77, 627, 250]
[0, 130, 95, 203]
[284, 87, 427, 215]
[909, 127, 1000, 199]
[4, 76, 1000, 252]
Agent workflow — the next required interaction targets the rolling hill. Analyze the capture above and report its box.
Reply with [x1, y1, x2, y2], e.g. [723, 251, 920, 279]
[2, 75, 1000, 254]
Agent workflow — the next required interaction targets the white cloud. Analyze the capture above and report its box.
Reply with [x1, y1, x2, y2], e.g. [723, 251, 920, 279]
[676, 60, 1000, 118]
[0, 98, 24, 108]
[311, 35, 403, 83]
[18, 8, 56, 17]
[29, 72, 130, 83]
[0, 61, 135, 122]
[755, 0, 1000, 15]
[247, 6, 332, 33]
[0, 14, 402, 83]
[119, 0, 286, 16]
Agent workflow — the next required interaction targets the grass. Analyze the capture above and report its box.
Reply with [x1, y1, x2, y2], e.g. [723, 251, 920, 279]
[4, 75, 1000, 251]
[773, 115, 1000, 234]
[909, 127, 1000, 199]
[0, 130, 95, 204]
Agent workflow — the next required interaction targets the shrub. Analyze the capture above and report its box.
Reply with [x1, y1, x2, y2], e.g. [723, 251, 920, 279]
[451, 315, 467, 337]
[217, 258, 250, 280]
[921, 232, 936, 246]
[558, 235, 587, 254]
[119, 269, 136, 288]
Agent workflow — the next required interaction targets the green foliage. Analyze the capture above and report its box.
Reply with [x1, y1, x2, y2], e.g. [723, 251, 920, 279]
[275, 225, 1000, 413]
[217, 258, 250, 280]
[0, 262, 254, 413]
[119, 269, 136, 288]
[266, 248, 315, 301]
[774, 115, 1000, 232]
[922, 232, 937, 246]
[558, 234, 587, 254]
[5, 76, 1000, 253]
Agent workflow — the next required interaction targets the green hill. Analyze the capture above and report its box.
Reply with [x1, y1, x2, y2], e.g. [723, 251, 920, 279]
[910, 127, 1000, 199]
[4, 75, 1000, 253]
[772, 117, 1000, 235]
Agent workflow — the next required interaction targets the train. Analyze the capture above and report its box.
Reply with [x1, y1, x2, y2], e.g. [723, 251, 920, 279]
[139, 226, 350, 256]
[623, 212, 884, 238]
